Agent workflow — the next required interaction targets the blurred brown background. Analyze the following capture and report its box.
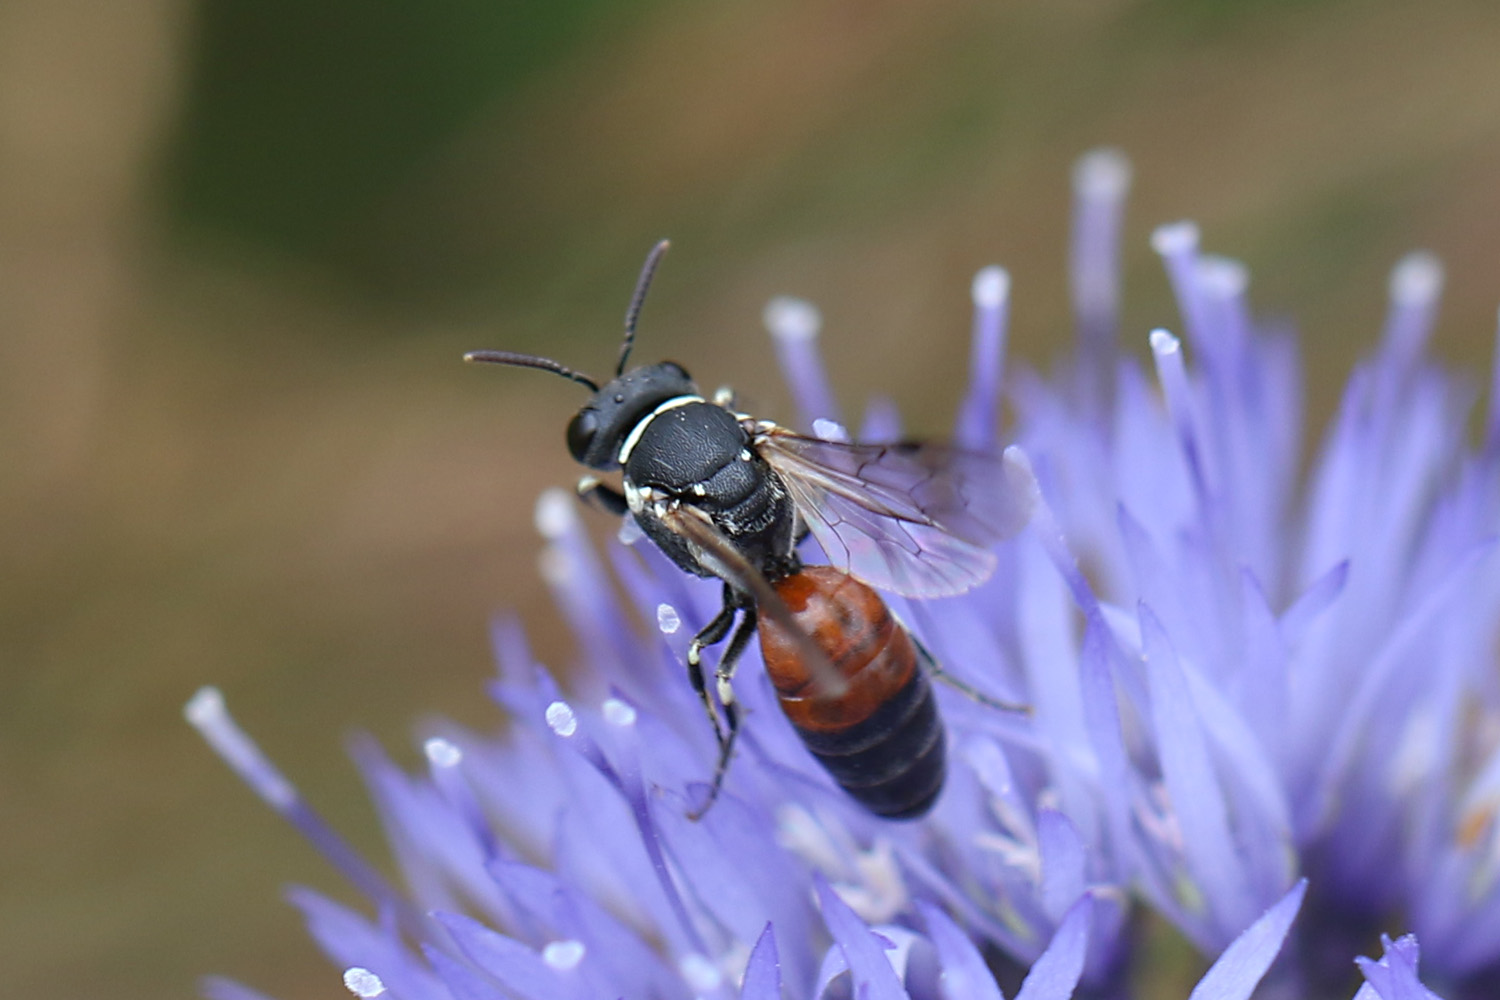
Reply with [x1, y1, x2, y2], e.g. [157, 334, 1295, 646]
[3, 1, 1499, 997]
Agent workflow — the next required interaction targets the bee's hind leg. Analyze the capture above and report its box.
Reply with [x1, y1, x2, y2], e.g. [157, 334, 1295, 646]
[914, 636, 1031, 715]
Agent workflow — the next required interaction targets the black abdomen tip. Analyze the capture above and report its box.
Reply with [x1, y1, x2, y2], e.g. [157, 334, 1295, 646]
[797, 670, 946, 819]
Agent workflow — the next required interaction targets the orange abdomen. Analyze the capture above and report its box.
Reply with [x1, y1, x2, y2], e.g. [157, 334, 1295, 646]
[758, 566, 945, 818]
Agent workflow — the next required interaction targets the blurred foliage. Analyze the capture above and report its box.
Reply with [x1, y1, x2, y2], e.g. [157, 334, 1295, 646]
[169, 0, 645, 262]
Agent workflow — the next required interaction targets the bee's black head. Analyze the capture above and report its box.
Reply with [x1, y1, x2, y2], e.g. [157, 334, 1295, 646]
[566, 360, 697, 468]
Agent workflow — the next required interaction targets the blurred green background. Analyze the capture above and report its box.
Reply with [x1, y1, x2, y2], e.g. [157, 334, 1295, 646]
[4, 0, 1500, 997]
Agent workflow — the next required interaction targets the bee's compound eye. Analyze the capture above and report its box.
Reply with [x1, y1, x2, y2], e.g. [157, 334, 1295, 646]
[566, 409, 600, 463]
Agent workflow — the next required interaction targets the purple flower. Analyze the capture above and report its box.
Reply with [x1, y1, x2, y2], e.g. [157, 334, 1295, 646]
[998, 152, 1500, 998]
[188, 149, 1484, 998]
[1355, 935, 1447, 1000]
[190, 667, 1307, 999]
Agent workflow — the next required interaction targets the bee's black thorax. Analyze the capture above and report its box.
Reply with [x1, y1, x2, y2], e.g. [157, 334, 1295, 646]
[622, 400, 801, 587]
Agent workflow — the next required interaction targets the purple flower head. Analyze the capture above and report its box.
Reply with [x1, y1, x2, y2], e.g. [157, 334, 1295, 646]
[189, 149, 1486, 999]
[1003, 153, 1500, 998]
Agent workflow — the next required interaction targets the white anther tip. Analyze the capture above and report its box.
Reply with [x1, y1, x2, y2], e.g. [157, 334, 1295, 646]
[1149, 328, 1181, 355]
[1151, 221, 1200, 256]
[535, 488, 576, 540]
[811, 418, 851, 443]
[542, 939, 586, 971]
[1073, 148, 1132, 197]
[1390, 251, 1443, 305]
[343, 968, 386, 998]
[423, 737, 462, 768]
[184, 687, 298, 810]
[602, 697, 637, 727]
[184, 686, 225, 726]
[679, 953, 723, 993]
[657, 603, 681, 635]
[1000, 445, 1041, 511]
[971, 266, 1010, 308]
[764, 297, 821, 341]
[545, 700, 578, 738]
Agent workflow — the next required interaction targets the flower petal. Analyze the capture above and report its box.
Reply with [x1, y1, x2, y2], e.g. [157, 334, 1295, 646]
[816, 875, 908, 1000]
[1186, 879, 1305, 1000]
[916, 901, 1006, 1000]
[1013, 893, 1092, 1000]
[740, 924, 783, 1000]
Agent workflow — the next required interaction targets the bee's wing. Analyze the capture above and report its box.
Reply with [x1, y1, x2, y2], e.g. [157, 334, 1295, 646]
[659, 503, 848, 699]
[756, 429, 1037, 597]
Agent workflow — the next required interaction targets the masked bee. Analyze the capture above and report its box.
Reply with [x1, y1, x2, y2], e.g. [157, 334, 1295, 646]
[468, 240, 1033, 817]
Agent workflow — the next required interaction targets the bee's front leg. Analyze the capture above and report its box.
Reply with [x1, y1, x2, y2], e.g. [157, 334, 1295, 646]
[577, 476, 629, 517]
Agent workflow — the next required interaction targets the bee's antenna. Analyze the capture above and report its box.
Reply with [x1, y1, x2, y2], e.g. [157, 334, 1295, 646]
[617, 239, 671, 376]
[463, 350, 600, 392]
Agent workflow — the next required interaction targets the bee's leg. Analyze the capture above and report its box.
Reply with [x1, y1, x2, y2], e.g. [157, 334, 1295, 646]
[577, 476, 629, 517]
[687, 590, 738, 746]
[914, 636, 1031, 715]
[691, 605, 758, 821]
[712, 603, 757, 711]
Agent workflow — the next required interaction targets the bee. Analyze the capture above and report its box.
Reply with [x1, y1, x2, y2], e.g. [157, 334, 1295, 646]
[467, 240, 1033, 818]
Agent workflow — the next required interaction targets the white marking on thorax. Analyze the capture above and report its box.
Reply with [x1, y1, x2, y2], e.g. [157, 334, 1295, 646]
[623, 481, 652, 514]
[616, 395, 705, 467]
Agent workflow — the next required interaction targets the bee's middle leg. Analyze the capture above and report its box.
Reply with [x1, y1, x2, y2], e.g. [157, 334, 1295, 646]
[690, 604, 758, 820]
[687, 587, 739, 746]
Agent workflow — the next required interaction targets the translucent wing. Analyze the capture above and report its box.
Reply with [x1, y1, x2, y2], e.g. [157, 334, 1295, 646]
[756, 429, 1037, 597]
